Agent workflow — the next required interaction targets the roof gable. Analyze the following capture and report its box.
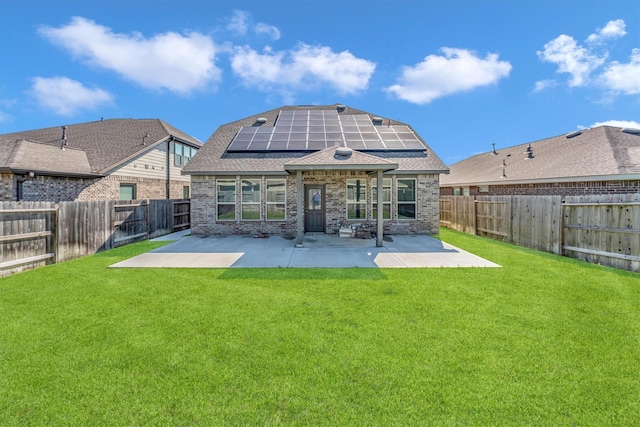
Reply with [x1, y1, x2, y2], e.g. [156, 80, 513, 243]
[284, 146, 398, 171]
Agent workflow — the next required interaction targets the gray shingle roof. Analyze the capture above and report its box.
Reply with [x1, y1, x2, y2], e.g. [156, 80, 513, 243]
[440, 126, 640, 186]
[183, 104, 449, 176]
[0, 118, 202, 176]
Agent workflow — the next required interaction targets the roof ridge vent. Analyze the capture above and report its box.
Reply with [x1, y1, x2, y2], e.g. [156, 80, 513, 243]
[565, 130, 582, 139]
[335, 146, 353, 157]
[622, 127, 640, 135]
[372, 116, 383, 125]
[255, 117, 267, 124]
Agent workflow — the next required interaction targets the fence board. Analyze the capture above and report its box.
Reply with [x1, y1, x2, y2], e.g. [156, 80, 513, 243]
[1, 199, 190, 275]
[440, 194, 639, 272]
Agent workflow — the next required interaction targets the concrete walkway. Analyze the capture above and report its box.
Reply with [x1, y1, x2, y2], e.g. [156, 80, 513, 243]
[109, 230, 500, 269]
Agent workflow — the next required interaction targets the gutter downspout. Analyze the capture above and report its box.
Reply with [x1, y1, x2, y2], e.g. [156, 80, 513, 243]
[166, 137, 172, 199]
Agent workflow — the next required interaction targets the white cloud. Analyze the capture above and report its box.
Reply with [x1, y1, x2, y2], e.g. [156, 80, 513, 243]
[0, 110, 12, 123]
[254, 23, 281, 41]
[533, 79, 557, 92]
[384, 48, 512, 104]
[537, 34, 604, 87]
[39, 16, 221, 95]
[591, 119, 640, 129]
[538, 19, 639, 95]
[600, 48, 640, 95]
[227, 10, 249, 35]
[29, 76, 114, 116]
[227, 11, 280, 41]
[231, 43, 375, 97]
[586, 19, 626, 44]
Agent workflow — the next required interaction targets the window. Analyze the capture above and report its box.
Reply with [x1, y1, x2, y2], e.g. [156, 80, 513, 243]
[119, 183, 136, 200]
[183, 185, 190, 199]
[217, 179, 236, 220]
[266, 179, 286, 220]
[397, 178, 416, 219]
[241, 179, 261, 220]
[372, 178, 392, 220]
[347, 179, 366, 219]
[174, 142, 197, 166]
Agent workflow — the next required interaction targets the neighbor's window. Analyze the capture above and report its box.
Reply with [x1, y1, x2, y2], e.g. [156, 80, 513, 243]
[397, 178, 416, 219]
[347, 179, 366, 219]
[183, 185, 190, 199]
[217, 179, 236, 220]
[241, 179, 261, 220]
[119, 183, 136, 200]
[174, 142, 197, 166]
[372, 178, 392, 220]
[266, 179, 286, 220]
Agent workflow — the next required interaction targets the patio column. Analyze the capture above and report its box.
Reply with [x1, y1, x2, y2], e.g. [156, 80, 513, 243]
[296, 170, 303, 246]
[376, 169, 383, 247]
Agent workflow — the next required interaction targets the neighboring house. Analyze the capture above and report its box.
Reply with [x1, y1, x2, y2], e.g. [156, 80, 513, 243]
[182, 104, 449, 245]
[0, 118, 202, 202]
[440, 126, 640, 196]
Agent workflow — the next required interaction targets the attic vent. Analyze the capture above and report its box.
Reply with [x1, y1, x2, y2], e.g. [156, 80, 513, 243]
[524, 143, 534, 159]
[336, 104, 346, 112]
[622, 128, 640, 135]
[565, 130, 582, 139]
[256, 117, 267, 124]
[491, 143, 498, 155]
[372, 116, 383, 125]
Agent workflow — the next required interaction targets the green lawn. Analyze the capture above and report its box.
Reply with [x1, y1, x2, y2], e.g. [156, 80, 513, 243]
[1, 229, 638, 426]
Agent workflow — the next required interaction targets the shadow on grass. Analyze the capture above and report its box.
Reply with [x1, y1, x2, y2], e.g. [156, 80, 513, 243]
[219, 267, 388, 281]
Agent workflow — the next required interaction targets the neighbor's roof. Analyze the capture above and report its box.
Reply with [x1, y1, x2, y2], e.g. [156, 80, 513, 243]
[182, 104, 448, 176]
[0, 118, 202, 176]
[440, 126, 640, 187]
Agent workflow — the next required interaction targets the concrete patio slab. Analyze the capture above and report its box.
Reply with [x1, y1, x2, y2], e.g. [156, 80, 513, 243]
[109, 231, 500, 269]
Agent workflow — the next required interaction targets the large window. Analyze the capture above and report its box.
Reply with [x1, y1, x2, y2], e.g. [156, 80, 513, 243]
[119, 183, 136, 200]
[174, 142, 197, 166]
[347, 179, 366, 220]
[217, 179, 236, 220]
[372, 178, 392, 220]
[266, 179, 286, 220]
[397, 178, 416, 219]
[241, 179, 261, 220]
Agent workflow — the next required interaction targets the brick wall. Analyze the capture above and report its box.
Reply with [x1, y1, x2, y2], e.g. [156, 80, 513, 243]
[0, 174, 14, 201]
[441, 179, 640, 197]
[6, 174, 176, 202]
[190, 172, 441, 236]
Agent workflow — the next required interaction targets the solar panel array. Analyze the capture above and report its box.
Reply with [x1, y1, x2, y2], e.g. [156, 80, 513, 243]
[226, 110, 426, 152]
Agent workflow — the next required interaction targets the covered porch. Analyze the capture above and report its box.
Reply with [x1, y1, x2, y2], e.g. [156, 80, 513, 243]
[284, 146, 398, 248]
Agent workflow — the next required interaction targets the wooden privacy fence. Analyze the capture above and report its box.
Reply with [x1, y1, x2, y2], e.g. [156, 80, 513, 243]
[0, 199, 190, 277]
[440, 194, 640, 272]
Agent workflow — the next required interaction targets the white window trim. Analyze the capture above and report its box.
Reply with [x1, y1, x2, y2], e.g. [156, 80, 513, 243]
[346, 178, 367, 220]
[266, 178, 286, 221]
[241, 178, 261, 221]
[397, 178, 417, 220]
[372, 177, 392, 221]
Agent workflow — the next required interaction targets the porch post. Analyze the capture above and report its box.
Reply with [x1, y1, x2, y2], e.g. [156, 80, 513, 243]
[376, 169, 384, 247]
[296, 170, 304, 246]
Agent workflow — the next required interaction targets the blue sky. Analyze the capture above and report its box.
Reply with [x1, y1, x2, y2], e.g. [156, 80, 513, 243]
[1, 0, 638, 165]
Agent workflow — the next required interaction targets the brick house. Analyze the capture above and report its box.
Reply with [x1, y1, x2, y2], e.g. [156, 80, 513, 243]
[182, 104, 449, 246]
[0, 118, 202, 202]
[440, 126, 640, 197]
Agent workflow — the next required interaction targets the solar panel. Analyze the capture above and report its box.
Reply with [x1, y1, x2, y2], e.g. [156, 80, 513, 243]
[226, 110, 427, 152]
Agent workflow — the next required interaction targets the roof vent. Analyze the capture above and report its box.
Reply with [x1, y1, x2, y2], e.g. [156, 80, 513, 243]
[336, 104, 346, 112]
[491, 143, 498, 155]
[622, 128, 640, 135]
[524, 143, 534, 159]
[335, 146, 353, 157]
[256, 117, 267, 124]
[565, 130, 582, 139]
[372, 116, 383, 125]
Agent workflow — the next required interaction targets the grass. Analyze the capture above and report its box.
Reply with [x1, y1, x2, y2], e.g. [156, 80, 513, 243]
[0, 229, 638, 426]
